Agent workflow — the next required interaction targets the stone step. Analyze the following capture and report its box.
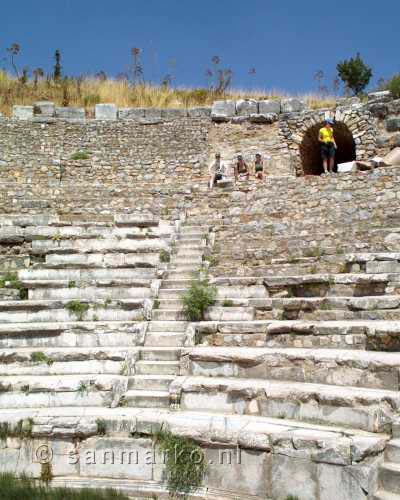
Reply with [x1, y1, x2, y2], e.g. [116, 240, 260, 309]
[176, 239, 204, 247]
[161, 279, 193, 289]
[124, 389, 170, 408]
[168, 264, 202, 273]
[386, 440, 400, 463]
[180, 225, 208, 234]
[194, 319, 400, 351]
[372, 491, 400, 500]
[44, 253, 159, 269]
[152, 309, 186, 321]
[31, 238, 167, 255]
[147, 321, 187, 333]
[166, 271, 198, 280]
[144, 332, 185, 347]
[205, 307, 255, 321]
[136, 360, 180, 375]
[0, 374, 124, 408]
[140, 348, 181, 361]
[177, 233, 204, 241]
[157, 299, 183, 309]
[173, 376, 400, 433]
[30, 285, 151, 301]
[22, 277, 151, 289]
[128, 375, 175, 391]
[0, 347, 132, 376]
[185, 347, 400, 391]
[172, 257, 203, 265]
[0, 321, 145, 348]
[379, 463, 400, 494]
[19, 268, 156, 281]
[158, 288, 187, 299]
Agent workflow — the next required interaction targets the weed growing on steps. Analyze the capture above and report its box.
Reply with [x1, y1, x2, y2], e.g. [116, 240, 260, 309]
[182, 277, 217, 321]
[30, 352, 54, 366]
[222, 299, 234, 307]
[202, 254, 219, 267]
[119, 360, 129, 376]
[70, 151, 91, 161]
[77, 381, 90, 397]
[21, 384, 30, 395]
[96, 418, 107, 436]
[65, 300, 90, 321]
[40, 462, 53, 485]
[153, 299, 160, 309]
[68, 280, 76, 288]
[0, 418, 33, 441]
[0, 272, 28, 299]
[155, 429, 207, 498]
[159, 249, 171, 263]
[0, 472, 131, 499]
[286, 496, 300, 500]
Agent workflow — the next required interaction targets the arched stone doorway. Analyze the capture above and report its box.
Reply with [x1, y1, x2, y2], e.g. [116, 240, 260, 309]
[279, 108, 377, 176]
[300, 122, 357, 175]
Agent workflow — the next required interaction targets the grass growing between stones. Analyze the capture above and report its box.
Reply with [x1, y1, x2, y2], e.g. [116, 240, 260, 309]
[65, 301, 90, 321]
[159, 249, 171, 263]
[0, 472, 131, 499]
[0, 419, 33, 441]
[0, 272, 28, 299]
[30, 352, 54, 366]
[181, 278, 217, 321]
[155, 429, 207, 498]
[70, 151, 91, 161]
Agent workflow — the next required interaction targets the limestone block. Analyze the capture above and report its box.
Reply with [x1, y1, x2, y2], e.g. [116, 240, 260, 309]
[318, 462, 376, 500]
[271, 454, 318, 500]
[368, 102, 388, 119]
[368, 90, 392, 102]
[95, 103, 117, 120]
[386, 118, 400, 132]
[211, 100, 236, 121]
[235, 99, 258, 116]
[249, 113, 278, 124]
[281, 98, 306, 113]
[143, 108, 162, 120]
[259, 99, 281, 114]
[188, 107, 212, 117]
[118, 108, 145, 120]
[12, 105, 34, 120]
[55, 107, 85, 122]
[205, 447, 270, 498]
[33, 101, 55, 116]
[161, 108, 188, 119]
[79, 437, 155, 480]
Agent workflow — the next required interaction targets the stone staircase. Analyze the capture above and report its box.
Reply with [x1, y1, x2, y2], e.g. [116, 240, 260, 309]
[125, 223, 209, 409]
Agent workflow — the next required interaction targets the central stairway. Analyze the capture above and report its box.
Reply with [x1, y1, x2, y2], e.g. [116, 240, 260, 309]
[125, 223, 209, 408]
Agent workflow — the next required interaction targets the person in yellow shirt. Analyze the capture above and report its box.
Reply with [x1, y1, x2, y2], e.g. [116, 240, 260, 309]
[319, 119, 337, 174]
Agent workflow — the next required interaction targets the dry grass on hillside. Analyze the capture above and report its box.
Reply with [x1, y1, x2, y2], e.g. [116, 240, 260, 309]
[0, 71, 336, 116]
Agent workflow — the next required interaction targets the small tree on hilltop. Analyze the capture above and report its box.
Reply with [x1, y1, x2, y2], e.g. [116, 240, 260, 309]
[336, 53, 372, 95]
[53, 49, 62, 82]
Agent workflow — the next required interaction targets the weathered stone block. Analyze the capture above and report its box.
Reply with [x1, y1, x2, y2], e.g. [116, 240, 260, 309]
[188, 107, 211, 117]
[211, 100, 236, 121]
[386, 118, 400, 132]
[368, 102, 388, 119]
[55, 107, 85, 122]
[118, 108, 145, 120]
[95, 103, 117, 120]
[143, 108, 162, 120]
[271, 455, 318, 499]
[33, 101, 55, 116]
[12, 105, 34, 120]
[259, 99, 281, 114]
[368, 90, 392, 102]
[281, 98, 306, 113]
[161, 108, 188, 119]
[236, 99, 258, 116]
[249, 113, 278, 124]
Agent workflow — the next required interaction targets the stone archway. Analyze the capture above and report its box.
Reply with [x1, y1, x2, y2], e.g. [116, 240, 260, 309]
[300, 121, 357, 175]
[279, 107, 377, 176]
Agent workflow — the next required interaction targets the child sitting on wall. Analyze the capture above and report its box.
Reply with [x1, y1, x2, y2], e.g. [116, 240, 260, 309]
[254, 153, 264, 180]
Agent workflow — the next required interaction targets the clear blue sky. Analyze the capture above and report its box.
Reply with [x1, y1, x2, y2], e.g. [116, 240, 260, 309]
[1, 0, 398, 94]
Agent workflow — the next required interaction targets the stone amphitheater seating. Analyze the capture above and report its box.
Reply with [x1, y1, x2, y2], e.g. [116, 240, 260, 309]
[1, 171, 400, 499]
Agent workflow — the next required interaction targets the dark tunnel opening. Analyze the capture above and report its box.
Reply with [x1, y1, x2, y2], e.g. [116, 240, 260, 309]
[300, 122, 357, 175]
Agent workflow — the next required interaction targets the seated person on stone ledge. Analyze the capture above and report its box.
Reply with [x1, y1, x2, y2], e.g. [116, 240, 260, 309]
[254, 153, 264, 180]
[234, 155, 250, 182]
[208, 153, 226, 189]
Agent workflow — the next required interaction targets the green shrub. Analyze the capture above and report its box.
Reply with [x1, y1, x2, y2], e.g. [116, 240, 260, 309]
[386, 74, 400, 99]
[286, 496, 300, 500]
[222, 299, 234, 307]
[156, 429, 207, 497]
[0, 419, 33, 441]
[182, 278, 216, 321]
[0, 472, 131, 499]
[159, 249, 170, 263]
[0, 272, 28, 299]
[70, 151, 90, 161]
[65, 300, 89, 321]
[68, 280, 76, 288]
[30, 352, 54, 366]
[96, 418, 107, 436]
